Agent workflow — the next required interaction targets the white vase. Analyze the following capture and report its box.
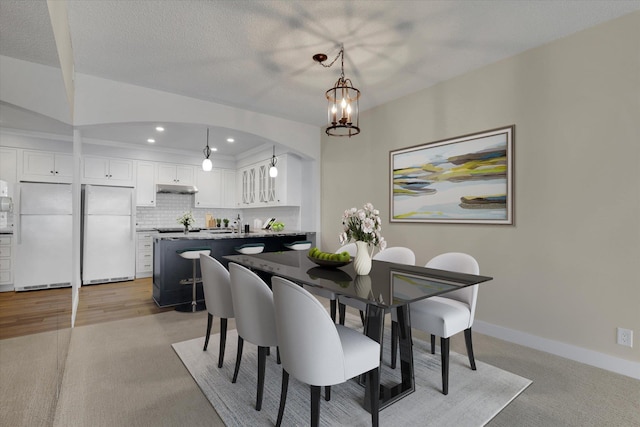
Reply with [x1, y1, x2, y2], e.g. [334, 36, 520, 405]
[353, 241, 372, 275]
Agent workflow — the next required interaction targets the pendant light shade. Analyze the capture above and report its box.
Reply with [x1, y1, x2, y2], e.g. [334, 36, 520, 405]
[202, 128, 213, 171]
[269, 146, 278, 178]
[313, 44, 360, 137]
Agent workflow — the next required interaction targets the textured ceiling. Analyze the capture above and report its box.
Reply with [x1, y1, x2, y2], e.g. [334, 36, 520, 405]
[1, 1, 639, 155]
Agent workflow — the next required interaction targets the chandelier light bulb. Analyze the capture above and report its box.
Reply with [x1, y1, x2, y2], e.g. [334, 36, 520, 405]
[202, 158, 212, 171]
[341, 98, 347, 109]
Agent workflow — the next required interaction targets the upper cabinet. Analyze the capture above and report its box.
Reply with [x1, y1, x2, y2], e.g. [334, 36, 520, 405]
[20, 150, 73, 183]
[238, 164, 257, 207]
[157, 163, 194, 186]
[195, 168, 236, 209]
[135, 161, 156, 207]
[0, 148, 18, 197]
[194, 168, 222, 208]
[222, 169, 236, 208]
[272, 154, 301, 206]
[236, 154, 300, 208]
[82, 155, 134, 186]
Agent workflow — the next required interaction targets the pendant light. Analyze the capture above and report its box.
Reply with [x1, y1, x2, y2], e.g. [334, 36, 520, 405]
[269, 146, 278, 178]
[313, 44, 360, 137]
[202, 128, 213, 171]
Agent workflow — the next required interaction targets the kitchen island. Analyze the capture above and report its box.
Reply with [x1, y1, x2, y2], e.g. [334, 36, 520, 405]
[152, 230, 315, 307]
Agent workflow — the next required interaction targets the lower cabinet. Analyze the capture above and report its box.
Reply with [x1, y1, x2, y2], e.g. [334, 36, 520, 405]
[136, 231, 156, 278]
[0, 235, 13, 290]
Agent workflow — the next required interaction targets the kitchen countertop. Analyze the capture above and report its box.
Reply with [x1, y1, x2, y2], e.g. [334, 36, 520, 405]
[154, 230, 314, 240]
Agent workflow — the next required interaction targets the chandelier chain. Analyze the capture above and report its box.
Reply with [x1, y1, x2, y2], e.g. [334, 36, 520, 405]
[318, 44, 345, 80]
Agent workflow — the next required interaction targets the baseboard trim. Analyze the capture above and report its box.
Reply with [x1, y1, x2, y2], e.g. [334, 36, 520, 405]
[473, 320, 640, 380]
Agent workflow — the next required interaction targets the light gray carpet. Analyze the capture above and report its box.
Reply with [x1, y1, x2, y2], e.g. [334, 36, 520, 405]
[173, 328, 531, 427]
[0, 328, 70, 426]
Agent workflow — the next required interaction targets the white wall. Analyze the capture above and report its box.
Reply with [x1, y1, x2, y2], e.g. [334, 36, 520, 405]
[321, 12, 640, 376]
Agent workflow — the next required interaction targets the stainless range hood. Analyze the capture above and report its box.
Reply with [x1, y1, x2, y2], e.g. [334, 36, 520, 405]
[156, 184, 198, 194]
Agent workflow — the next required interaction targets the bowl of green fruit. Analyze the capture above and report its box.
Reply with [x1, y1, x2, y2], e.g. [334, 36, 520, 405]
[270, 221, 285, 232]
[307, 247, 352, 268]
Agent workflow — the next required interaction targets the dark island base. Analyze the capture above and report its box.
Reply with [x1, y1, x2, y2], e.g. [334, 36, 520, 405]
[152, 234, 314, 308]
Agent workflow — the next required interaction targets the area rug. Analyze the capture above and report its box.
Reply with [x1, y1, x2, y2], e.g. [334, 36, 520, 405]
[172, 320, 531, 427]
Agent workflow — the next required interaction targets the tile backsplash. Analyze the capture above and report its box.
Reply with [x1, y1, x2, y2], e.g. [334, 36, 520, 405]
[135, 193, 301, 230]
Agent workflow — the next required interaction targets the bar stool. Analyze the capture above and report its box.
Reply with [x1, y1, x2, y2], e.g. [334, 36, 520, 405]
[283, 240, 312, 251]
[176, 247, 211, 312]
[234, 243, 265, 255]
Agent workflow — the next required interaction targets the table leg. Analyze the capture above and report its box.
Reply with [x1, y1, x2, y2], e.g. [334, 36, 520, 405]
[192, 259, 197, 312]
[363, 304, 415, 411]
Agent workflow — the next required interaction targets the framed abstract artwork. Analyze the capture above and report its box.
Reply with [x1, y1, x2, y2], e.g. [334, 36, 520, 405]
[390, 125, 514, 224]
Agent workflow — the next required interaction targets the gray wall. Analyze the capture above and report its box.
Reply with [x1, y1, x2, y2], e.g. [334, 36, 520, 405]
[320, 13, 639, 367]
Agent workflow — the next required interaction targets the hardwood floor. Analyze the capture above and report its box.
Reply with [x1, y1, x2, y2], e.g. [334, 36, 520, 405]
[0, 278, 173, 340]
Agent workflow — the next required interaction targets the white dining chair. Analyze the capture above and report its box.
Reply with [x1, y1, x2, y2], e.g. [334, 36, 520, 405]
[272, 276, 380, 427]
[409, 252, 480, 395]
[200, 254, 234, 368]
[338, 246, 416, 325]
[228, 262, 279, 411]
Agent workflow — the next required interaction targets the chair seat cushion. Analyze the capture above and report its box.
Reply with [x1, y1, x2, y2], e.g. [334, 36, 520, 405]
[176, 247, 211, 259]
[336, 325, 380, 381]
[234, 243, 265, 254]
[284, 240, 312, 251]
[409, 296, 471, 338]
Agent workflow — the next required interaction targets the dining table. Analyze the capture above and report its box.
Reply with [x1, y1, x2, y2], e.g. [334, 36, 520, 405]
[223, 250, 493, 411]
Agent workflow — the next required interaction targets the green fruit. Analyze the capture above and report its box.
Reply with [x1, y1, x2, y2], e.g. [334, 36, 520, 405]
[339, 253, 350, 262]
[330, 254, 339, 261]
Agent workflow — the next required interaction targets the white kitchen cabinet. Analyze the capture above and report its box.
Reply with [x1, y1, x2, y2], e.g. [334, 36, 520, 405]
[237, 154, 301, 207]
[222, 169, 236, 208]
[21, 150, 73, 183]
[194, 168, 222, 208]
[0, 235, 13, 288]
[135, 231, 156, 278]
[272, 154, 301, 206]
[238, 164, 257, 207]
[0, 147, 17, 197]
[256, 161, 276, 205]
[136, 161, 156, 207]
[82, 155, 134, 186]
[157, 163, 195, 186]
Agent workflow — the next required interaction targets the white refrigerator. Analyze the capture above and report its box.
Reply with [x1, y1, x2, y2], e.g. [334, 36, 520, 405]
[82, 185, 135, 285]
[15, 182, 73, 291]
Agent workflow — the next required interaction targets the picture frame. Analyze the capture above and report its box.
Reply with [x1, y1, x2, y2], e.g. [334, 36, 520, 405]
[390, 125, 514, 224]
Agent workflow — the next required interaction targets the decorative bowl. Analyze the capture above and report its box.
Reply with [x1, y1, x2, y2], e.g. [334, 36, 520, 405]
[306, 255, 352, 268]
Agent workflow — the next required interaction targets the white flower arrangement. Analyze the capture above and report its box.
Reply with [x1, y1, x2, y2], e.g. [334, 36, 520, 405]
[339, 202, 386, 252]
[177, 211, 195, 229]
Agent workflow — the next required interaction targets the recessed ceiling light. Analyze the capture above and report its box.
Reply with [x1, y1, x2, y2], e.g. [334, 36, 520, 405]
[147, 138, 155, 143]
[155, 126, 165, 132]
[226, 138, 235, 143]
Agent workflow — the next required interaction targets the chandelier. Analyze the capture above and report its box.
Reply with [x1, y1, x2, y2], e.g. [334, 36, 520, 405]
[313, 44, 360, 137]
